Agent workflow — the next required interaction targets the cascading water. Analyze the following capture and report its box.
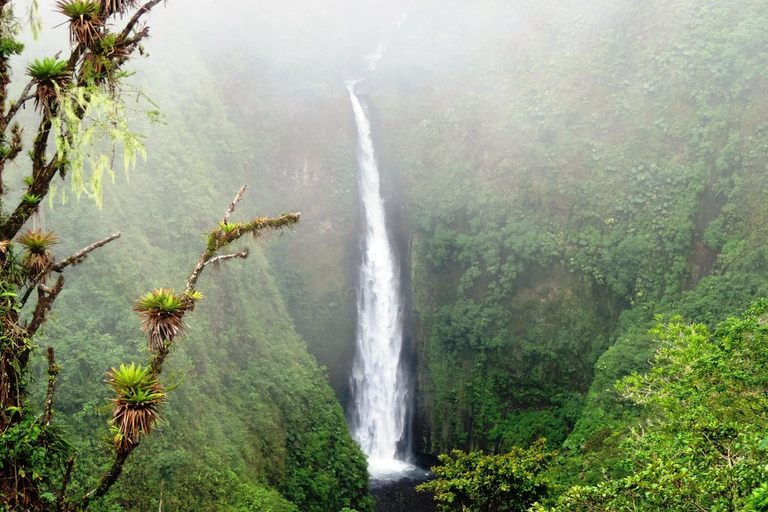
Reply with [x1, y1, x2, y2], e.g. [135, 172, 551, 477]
[347, 47, 418, 481]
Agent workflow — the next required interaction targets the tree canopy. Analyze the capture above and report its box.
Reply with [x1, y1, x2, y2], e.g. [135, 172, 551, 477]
[418, 439, 556, 511]
[535, 300, 768, 510]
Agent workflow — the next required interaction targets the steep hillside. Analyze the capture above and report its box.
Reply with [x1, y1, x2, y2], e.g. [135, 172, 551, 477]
[361, 0, 768, 482]
[23, 16, 375, 507]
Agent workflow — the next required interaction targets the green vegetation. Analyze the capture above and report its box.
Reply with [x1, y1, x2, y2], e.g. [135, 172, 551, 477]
[535, 301, 768, 510]
[417, 302, 768, 510]
[170, 1, 768, 508]
[350, 0, 768, 483]
[0, 1, 373, 511]
[417, 440, 555, 511]
[6, 0, 768, 509]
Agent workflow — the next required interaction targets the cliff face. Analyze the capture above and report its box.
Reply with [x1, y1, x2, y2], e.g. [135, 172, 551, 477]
[353, 0, 768, 468]
[44, 148, 374, 510]
[212, 0, 768, 470]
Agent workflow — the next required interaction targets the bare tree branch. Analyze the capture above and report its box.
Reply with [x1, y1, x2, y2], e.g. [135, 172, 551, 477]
[184, 185, 251, 295]
[222, 185, 247, 225]
[120, 0, 163, 39]
[4, 80, 35, 125]
[204, 250, 249, 268]
[53, 233, 122, 272]
[58, 457, 75, 512]
[19, 233, 121, 307]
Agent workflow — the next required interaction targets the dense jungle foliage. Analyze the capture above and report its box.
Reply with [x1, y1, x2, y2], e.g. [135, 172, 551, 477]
[363, 0, 768, 490]
[420, 301, 768, 510]
[534, 301, 768, 510]
[235, 0, 768, 505]
[417, 440, 555, 511]
[8, 0, 768, 509]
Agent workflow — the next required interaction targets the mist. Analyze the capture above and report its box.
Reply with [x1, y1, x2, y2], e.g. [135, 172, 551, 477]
[3, 0, 768, 510]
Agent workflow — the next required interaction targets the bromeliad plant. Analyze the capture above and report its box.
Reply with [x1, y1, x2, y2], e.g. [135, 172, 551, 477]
[134, 288, 189, 350]
[56, 0, 103, 47]
[26, 57, 70, 115]
[16, 230, 59, 283]
[80, 186, 301, 509]
[106, 364, 166, 452]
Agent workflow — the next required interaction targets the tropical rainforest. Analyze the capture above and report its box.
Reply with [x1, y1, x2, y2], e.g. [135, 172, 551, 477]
[3, 0, 768, 510]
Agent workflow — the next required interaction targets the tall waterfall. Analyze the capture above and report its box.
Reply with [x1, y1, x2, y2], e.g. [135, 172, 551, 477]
[347, 73, 414, 479]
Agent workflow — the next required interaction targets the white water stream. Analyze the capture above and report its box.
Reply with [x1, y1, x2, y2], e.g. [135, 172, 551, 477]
[347, 47, 418, 480]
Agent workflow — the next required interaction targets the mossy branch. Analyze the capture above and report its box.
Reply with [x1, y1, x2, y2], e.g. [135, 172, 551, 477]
[43, 347, 59, 424]
[27, 274, 64, 336]
[78, 449, 132, 510]
[0, 117, 59, 240]
[90, 184, 299, 507]
[185, 186, 300, 295]
[19, 232, 121, 307]
[53, 232, 121, 272]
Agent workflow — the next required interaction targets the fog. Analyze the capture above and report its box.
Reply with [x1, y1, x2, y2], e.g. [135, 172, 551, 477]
[7, 0, 768, 509]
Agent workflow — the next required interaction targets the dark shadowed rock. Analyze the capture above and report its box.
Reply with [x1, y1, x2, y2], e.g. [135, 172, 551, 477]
[372, 477, 439, 512]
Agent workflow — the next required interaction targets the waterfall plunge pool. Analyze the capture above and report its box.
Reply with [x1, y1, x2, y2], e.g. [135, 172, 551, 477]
[368, 458, 430, 484]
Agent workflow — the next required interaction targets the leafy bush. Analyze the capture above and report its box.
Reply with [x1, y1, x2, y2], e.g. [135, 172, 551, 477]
[539, 301, 768, 510]
[417, 439, 555, 511]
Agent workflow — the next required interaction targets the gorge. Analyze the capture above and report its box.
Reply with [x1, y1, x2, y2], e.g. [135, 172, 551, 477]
[9, 0, 768, 510]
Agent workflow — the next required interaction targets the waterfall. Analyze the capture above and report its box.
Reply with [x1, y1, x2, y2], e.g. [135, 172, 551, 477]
[347, 66, 415, 480]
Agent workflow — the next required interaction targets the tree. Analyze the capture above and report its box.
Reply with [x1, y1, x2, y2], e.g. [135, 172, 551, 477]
[535, 301, 768, 511]
[416, 439, 556, 512]
[0, 2, 301, 510]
